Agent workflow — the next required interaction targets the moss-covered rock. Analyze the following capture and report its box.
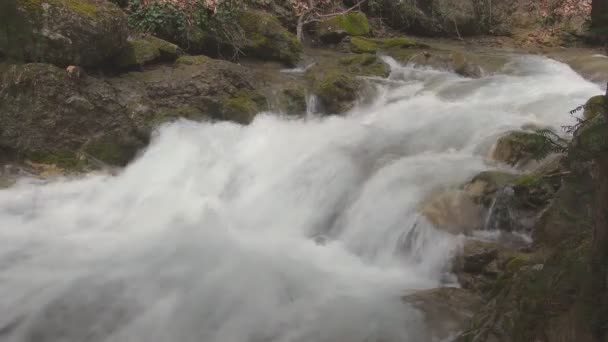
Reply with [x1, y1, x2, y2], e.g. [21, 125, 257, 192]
[493, 130, 550, 167]
[114, 35, 181, 69]
[317, 12, 370, 44]
[0, 63, 147, 168]
[1, 0, 128, 67]
[238, 10, 302, 66]
[84, 134, 142, 166]
[349, 36, 417, 54]
[338, 54, 390, 77]
[220, 90, 267, 124]
[464, 171, 518, 207]
[278, 86, 307, 115]
[583, 95, 606, 120]
[365, 0, 488, 37]
[174, 55, 212, 66]
[313, 71, 363, 114]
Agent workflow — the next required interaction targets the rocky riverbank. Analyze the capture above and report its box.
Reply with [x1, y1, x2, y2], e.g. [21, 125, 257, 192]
[1, 0, 608, 340]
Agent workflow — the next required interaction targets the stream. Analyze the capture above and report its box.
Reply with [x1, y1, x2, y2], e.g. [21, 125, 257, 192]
[0, 54, 602, 342]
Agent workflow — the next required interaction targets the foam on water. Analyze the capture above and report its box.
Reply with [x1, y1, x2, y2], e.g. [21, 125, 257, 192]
[0, 55, 601, 342]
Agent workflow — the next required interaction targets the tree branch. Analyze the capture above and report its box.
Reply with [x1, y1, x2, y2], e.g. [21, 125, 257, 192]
[317, 0, 367, 18]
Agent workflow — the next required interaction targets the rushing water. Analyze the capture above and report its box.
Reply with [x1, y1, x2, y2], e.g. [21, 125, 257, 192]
[0, 55, 601, 342]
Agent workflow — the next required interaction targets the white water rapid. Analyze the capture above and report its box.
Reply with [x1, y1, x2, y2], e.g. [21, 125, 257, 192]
[0, 55, 602, 342]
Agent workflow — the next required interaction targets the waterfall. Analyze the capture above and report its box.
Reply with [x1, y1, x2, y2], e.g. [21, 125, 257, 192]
[0, 55, 600, 342]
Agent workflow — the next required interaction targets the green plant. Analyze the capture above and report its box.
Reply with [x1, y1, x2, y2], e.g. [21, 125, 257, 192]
[128, 0, 245, 58]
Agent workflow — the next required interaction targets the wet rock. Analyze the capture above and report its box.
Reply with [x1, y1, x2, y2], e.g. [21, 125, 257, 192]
[3, 0, 128, 67]
[349, 36, 417, 54]
[238, 10, 302, 66]
[109, 58, 268, 127]
[456, 240, 499, 274]
[277, 86, 307, 115]
[409, 51, 483, 78]
[403, 287, 482, 341]
[312, 70, 363, 114]
[492, 130, 546, 167]
[419, 190, 484, 235]
[338, 54, 390, 77]
[464, 171, 518, 207]
[453, 240, 503, 293]
[0, 63, 145, 167]
[114, 35, 181, 69]
[317, 12, 370, 44]
[0, 57, 267, 167]
[582, 94, 606, 120]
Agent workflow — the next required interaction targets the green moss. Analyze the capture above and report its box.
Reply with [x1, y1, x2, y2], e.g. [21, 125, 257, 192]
[15, 0, 41, 15]
[84, 138, 138, 166]
[350, 37, 378, 54]
[115, 36, 180, 68]
[115, 38, 159, 68]
[145, 35, 180, 59]
[583, 95, 606, 120]
[175, 55, 211, 66]
[339, 54, 389, 77]
[471, 171, 518, 187]
[573, 113, 608, 155]
[350, 36, 417, 54]
[52, 0, 98, 17]
[151, 105, 208, 126]
[319, 12, 370, 37]
[339, 54, 377, 66]
[238, 10, 302, 66]
[280, 87, 306, 115]
[515, 174, 544, 188]
[26, 150, 87, 170]
[314, 70, 362, 114]
[221, 90, 266, 124]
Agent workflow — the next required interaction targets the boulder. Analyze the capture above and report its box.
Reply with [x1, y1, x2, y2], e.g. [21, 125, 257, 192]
[359, 0, 510, 37]
[408, 51, 483, 78]
[312, 70, 363, 114]
[338, 54, 390, 77]
[492, 130, 546, 167]
[403, 288, 482, 341]
[238, 10, 302, 66]
[114, 35, 181, 69]
[453, 240, 501, 293]
[455, 240, 499, 274]
[464, 171, 518, 207]
[0, 63, 146, 167]
[0, 58, 267, 168]
[419, 190, 484, 235]
[349, 36, 417, 54]
[277, 86, 307, 115]
[2, 0, 128, 67]
[582, 94, 606, 120]
[317, 12, 370, 44]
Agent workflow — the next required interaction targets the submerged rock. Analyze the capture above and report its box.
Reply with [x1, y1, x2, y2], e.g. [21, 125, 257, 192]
[2, 0, 128, 67]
